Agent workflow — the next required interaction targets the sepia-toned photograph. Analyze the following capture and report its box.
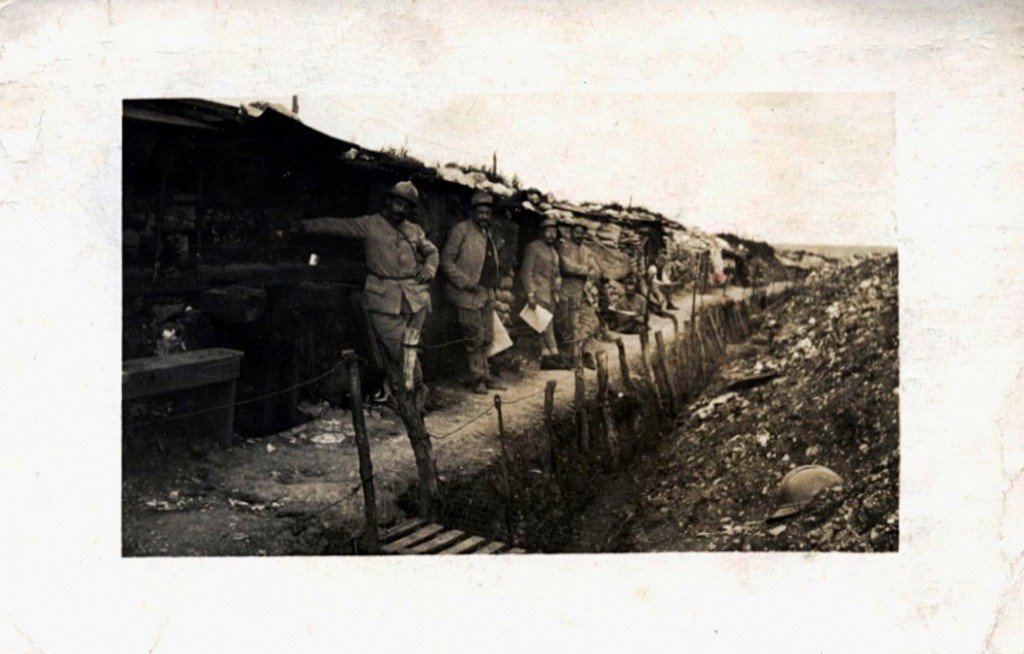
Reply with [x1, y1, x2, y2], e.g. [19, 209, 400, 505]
[121, 94, 898, 556]
[5, 0, 1024, 651]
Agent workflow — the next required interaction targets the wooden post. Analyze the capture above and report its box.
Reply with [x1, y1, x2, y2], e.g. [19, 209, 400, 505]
[638, 326, 650, 370]
[615, 337, 635, 395]
[689, 315, 705, 388]
[636, 328, 665, 430]
[543, 380, 558, 475]
[493, 394, 516, 545]
[731, 301, 746, 336]
[723, 302, 737, 340]
[573, 340, 590, 453]
[342, 351, 377, 554]
[394, 384, 439, 520]
[690, 252, 701, 345]
[706, 307, 726, 355]
[595, 351, 621, 469]
[674, 328, 690, 399]
[669, 314, 680, 336]
[653, 331, 678, 417]
[696, 322, 712, 384]
[717, 306, 729, 350]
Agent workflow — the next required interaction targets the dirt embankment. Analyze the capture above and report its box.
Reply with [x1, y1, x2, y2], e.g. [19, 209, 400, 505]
[572, 254, 899, 552]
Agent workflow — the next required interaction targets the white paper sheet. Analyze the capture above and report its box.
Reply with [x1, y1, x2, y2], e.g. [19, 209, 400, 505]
[488, 311, 514, 356]
[518, 304, 554, 333]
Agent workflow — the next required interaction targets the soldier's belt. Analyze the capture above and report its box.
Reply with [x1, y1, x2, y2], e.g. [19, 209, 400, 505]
[370, 272, 417, 281]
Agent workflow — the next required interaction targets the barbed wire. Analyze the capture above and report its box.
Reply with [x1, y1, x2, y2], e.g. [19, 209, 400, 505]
[418, 335, 474, 350]
[132, 278, 721, 434]
[128, 362, 349, 427]
[254, 474, 369, 547]
[203, 293, 758, 553]
[428, 405, 495, 441]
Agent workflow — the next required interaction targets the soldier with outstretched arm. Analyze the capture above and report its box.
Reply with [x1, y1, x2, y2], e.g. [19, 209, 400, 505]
[291, 181, 439, 411]
[283, 180, 444, 519]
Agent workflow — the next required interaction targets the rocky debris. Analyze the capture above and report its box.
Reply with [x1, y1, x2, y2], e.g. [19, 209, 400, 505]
[627, 253, 899, 551]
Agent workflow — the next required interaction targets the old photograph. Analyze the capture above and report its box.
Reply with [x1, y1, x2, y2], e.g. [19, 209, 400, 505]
[121, 94, 897, 556]
[5, 0, 1023, 651]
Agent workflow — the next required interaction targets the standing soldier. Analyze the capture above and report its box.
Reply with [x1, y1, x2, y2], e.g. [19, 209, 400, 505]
[520, 216, 569, 370]
[557, 218, 600, 370]
[440, 191, 508, 394]
[293, 181, 438, 409]
[288, 180, 442, 519]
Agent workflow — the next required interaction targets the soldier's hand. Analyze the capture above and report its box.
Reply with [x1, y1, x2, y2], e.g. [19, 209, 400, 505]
[414, 270, 433, 284]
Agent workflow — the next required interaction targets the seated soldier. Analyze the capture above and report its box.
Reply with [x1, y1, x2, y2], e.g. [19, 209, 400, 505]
[609, 278, 648, 334]
[642, 266, 673, 318]
[652, 254, 680, 310]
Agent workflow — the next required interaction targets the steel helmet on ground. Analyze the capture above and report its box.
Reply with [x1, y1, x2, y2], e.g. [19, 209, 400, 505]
[767, 464, 843, 522]
[388, 181, 420, 207]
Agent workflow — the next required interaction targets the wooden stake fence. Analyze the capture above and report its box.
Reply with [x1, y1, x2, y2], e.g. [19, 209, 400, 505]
[573, 340, 590, 453]
[543, 380, 558, 475]
[615, 337, 635, 396]
[653, 331, 678, 417]
[595, 351, 621, 469]
[493, 394, 516, 544]
[342, 350, 378, 554]
[637, 328, 665, 430]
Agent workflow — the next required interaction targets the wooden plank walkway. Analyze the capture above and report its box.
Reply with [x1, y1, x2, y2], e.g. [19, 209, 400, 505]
[380, 519, 528, 555]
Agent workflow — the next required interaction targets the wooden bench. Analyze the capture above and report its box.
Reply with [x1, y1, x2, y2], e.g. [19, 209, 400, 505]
[123, 348, 244, 449]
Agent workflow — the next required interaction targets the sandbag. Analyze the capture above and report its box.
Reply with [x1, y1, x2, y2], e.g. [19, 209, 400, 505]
[587, 242, 632, 281]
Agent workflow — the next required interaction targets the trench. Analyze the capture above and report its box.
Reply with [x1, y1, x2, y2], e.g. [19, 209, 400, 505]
[373, 288, 793, 554]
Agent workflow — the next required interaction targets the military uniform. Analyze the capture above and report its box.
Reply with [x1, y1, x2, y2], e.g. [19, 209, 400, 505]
[440, 218, 502, 385]
[301, 213, 439, 391]
[611, 292, 647, 333]
[556, 239, 600, 357]
[519, 237, 561, 356]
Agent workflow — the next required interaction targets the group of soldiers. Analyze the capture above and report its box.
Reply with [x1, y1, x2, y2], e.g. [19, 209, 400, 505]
[287, 180, 677, 414]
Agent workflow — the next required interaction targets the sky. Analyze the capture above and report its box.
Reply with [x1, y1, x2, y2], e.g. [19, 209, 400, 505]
[235, 92, 896, 246]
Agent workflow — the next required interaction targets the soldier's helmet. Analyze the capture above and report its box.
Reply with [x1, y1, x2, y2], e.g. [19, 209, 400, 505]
[470, 191, 493, 208]
[388, 181, 420, 207]
[767, 464, 843, 522]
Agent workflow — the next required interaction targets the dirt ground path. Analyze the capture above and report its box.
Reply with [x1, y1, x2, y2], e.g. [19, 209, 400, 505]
[122, 284, 783, 556]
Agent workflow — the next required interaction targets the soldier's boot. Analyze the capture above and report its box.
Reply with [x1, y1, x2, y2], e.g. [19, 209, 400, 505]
[541, 354, 572, 371]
